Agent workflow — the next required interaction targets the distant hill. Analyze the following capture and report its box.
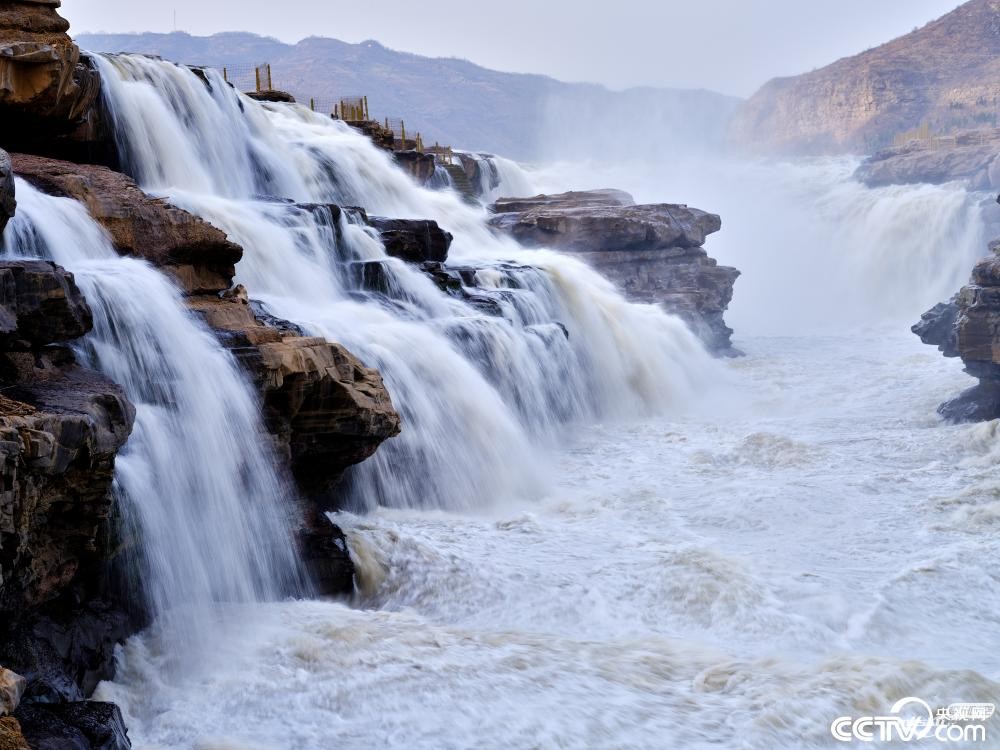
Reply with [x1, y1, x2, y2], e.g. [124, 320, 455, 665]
[77, 31, 739, 160]
[728, 0, 1000, 155]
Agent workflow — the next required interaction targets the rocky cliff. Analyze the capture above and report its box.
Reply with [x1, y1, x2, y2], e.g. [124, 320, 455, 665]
[916, 238, 1000, 421]
[0, 0, 111, 165]
[729, 0, 1000, 155]
[0, 243, 137, 749]
[488, 190, 741, 354]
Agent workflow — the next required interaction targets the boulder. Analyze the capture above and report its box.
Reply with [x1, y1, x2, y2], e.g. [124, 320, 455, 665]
[0, 597, 138, 703]
[16, 702, 129, 750]
[367, 217, 452, 263]
[0, 260, 92, 348]
[12, 154, 242, 293]
[488, 190, 741, 354]
[0, 2, 107, 163]
[0, 151, 14, 234]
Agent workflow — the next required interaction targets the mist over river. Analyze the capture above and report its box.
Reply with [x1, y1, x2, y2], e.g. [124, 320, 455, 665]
[86, 139, 1000, 748]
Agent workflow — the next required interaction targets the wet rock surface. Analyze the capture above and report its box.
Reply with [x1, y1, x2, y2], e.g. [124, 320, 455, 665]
[367, 217, 452, 264]
[489, 190, 741, 354]
[0, 151, 14, 234]
[187, 291, 401, 498]
[15, 701, 129, 750]
[918, 241, 1000, 421]
[0, 256, 136, 737]
[11, 154, 243, 293]
[0, 260, 93, 348]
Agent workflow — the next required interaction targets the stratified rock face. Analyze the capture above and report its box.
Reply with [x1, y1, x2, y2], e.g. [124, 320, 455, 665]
[917, 244, 1000, 421]
[12, 154, 243, 293]
[489, 190, 741, 354]
[489, 191, 721, 252]
[0, 151, 14, 234]
[367, 217, 452, 263]
[0, 260, 92, 348]
[912, 299, 960, 357]
[856, 131, 1000, 189]
[729, 0, 1000, 155]
[0, 259, 135, 706]
[187, 292, 401, 497]
[0, 1, 105, 159]
[393, 150, 436, 186]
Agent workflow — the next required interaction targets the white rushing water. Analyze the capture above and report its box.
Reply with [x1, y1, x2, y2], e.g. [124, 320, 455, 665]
[30, 52, 993, 748]
[1, 181, 303, 648]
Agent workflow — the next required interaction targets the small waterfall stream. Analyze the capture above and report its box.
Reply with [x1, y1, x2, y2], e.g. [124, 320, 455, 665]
[2, 181, 304, 646]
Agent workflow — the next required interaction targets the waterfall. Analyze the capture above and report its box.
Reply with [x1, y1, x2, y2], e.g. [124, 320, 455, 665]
[94, 53, 717, 512]
[1, 181, 304, 644]
[524, 156, 993, 334]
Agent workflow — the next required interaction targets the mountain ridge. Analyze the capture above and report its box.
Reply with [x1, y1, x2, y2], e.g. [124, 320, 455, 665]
[728, 0, 1000, 155]
[77, 31, 739, 159]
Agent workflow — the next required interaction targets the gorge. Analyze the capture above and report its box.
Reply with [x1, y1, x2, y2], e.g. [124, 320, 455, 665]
[2, 0, 1000, 748]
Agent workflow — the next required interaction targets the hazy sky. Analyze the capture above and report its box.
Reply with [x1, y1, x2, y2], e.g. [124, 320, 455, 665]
[62, 0, 962, 96]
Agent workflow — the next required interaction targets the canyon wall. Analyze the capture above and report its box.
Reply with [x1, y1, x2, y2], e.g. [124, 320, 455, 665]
[729, 0, 1000, 155]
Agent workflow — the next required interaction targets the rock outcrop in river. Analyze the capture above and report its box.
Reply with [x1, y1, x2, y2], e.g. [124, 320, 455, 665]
[856, 130, 1000, 189]
[489, 190, 741, 354]
[915, 239, 1000, 421]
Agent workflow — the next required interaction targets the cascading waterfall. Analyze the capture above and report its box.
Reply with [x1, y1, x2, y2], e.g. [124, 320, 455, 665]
[1, 181, 304, 645]
[94, 53, 716, 512]
[525, 156, 993, 334]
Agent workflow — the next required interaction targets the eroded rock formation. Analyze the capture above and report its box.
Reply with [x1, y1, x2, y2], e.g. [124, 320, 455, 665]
[0, 256, 136, 708]
[0, 1, 109, 164]
[856, 131, 1000, 189]
[12, 154, 244, 293]
[916, 240, 1000, 420]
[488, 190, 741, 354]
[187, 292, 401, 498]
[367, 216, 452, 264]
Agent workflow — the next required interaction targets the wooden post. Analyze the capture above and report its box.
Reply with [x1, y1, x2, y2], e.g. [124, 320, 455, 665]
[311, 98, 315, 112]
[223, 67, 228, 83]
[267, 64, 272, 90]
[255, 66, 261, 92]
[364, 96, 369, 120]
[401, 121, 406, 149]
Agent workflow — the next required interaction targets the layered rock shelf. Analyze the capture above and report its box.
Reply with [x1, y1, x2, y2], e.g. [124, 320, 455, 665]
[488, 190, 741, 354]
[916, 239, 1000, 421]
[856, 131, 1000, 189]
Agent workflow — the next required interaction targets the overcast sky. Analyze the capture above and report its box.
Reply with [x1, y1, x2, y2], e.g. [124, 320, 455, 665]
[62, 0, 962, 96]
